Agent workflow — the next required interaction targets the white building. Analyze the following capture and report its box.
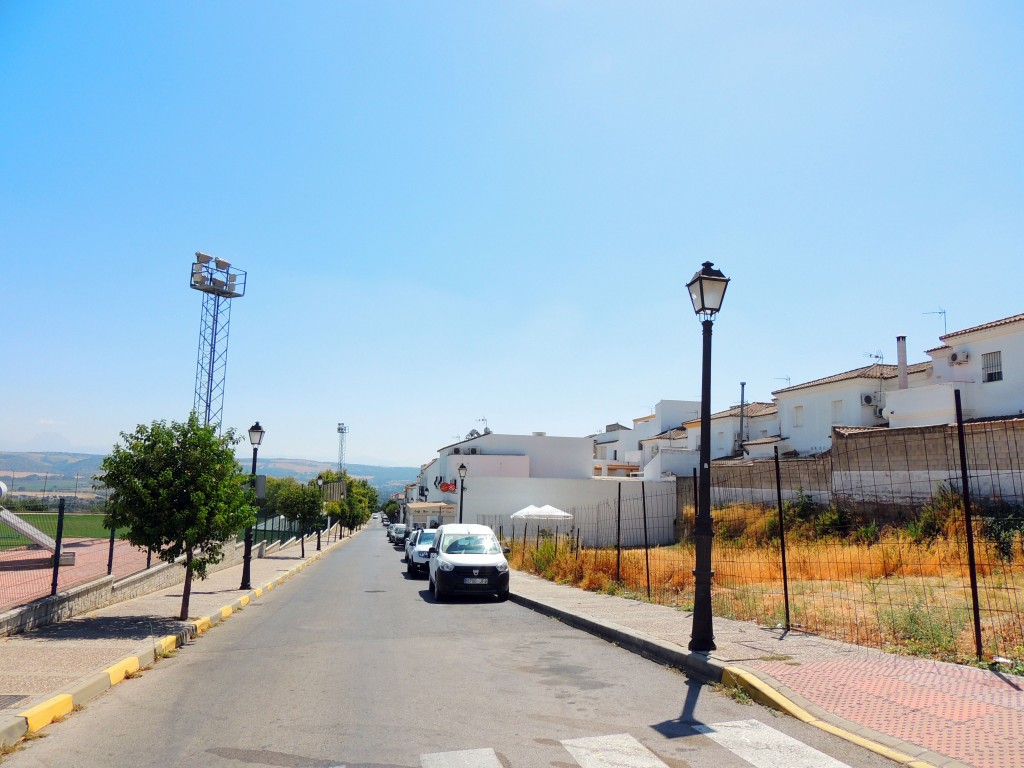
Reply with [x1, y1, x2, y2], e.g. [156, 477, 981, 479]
[769, 313, 1024, 455]
[592, 400, 700, 477]
[416, 429, 678, 545]
[885, 313, 1024, 427]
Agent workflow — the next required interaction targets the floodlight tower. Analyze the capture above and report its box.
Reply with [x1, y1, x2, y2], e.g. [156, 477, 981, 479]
[337, 422, 349, 475]
[189, 252, 247, 427]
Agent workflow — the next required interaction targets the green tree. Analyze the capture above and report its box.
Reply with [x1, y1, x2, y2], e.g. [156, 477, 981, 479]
[98, 414, 255, 620]
[276, 481, 324, 557]
[381, 499, 400, 519]
[342, 476, 375, 530]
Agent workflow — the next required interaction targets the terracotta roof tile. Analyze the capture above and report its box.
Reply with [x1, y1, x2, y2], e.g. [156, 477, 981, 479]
[773, 362, 930, 395]
[941, 312, 1024, 341]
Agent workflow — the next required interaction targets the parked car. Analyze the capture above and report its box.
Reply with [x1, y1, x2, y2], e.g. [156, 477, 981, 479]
[390, 523, 406, 546]
[428, 523, 510, 601]
[406, 529, 437, 575]
[387, 523, 397, 541]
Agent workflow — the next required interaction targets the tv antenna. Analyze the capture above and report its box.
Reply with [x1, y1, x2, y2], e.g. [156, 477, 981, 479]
[773, 376, 791, 388]
[924, 308, 948, 335]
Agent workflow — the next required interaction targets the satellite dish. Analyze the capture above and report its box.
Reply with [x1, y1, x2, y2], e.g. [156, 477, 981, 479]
[0, 481, 7, 499]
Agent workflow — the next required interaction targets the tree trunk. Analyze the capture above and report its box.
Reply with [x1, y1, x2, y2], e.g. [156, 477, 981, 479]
[179, 549, 194, 621]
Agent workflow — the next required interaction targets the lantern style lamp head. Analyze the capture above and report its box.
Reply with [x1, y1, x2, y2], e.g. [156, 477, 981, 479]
[458, 463, 468, 480]
[686, 261, 730, 321]
[248, 421, 265, 448]
[317, 478, 324, 489]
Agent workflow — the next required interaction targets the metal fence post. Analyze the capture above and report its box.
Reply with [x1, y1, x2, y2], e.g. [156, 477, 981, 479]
[615, 482, 622, 583]
[774, 446, 791, 630]
[641, 481, 651, 600]
[107, 524, 116, 576]
[50, 497, 66, 596]
[955, 389, 984, 660]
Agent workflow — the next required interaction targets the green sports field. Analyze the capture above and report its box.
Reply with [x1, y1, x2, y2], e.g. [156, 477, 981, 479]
[0, 513, 122, 550]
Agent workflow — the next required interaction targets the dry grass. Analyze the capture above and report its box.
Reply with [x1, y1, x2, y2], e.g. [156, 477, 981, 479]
[511, 517, 1024, 663]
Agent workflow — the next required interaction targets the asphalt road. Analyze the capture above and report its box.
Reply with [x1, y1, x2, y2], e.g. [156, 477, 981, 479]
[5, 528, 900, 768]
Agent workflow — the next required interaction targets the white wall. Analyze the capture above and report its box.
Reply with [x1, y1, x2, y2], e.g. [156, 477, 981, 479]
[884, 383, 959, 428]
[469, 476, 678, 547]
[643, 447, 699, 480]
[777, 379, 888, 455]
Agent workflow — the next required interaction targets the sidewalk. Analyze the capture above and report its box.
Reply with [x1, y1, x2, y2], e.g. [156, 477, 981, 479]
[2, 535, 1021, 768]
[508, 570, 1024, 768]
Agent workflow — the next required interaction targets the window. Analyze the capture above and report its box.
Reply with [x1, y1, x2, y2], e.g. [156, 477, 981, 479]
[793, 405, 804, 428]
[983, 351, 1003, 383]
[831, 399, 843, 424]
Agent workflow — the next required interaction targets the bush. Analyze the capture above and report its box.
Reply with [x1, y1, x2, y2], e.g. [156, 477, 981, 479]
[979, 499, 1024, 562]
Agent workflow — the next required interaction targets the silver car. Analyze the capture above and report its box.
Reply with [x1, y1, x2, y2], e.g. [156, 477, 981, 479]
[405, 529, 437, 576]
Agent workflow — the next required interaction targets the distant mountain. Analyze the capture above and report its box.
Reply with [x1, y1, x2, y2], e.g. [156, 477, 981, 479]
[0, 451, 416, 497]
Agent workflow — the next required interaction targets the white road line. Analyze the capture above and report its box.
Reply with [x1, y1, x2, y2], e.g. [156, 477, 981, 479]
[693, 719, 853, 768]
[560, 733, 669, 768]
[421, 747, 504, 768]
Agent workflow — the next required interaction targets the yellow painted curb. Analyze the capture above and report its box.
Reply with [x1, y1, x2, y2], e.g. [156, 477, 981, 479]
[194, 616, 212, 635]
[105, 657, 140, 686]
[239, 595, 250, 607]
[219, 606, 232, 620]
[20, 694, 73, 732]
[254, 587, 263, 597]
[157, 635, 178, 654]
[722, 666, 938, 768]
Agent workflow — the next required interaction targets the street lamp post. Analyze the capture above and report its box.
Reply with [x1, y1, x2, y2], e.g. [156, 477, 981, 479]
[686, 261, 730, 653]
[316, 478, 324, 551]
[240, 420, 265, 590]
[457, 463, 468, 524]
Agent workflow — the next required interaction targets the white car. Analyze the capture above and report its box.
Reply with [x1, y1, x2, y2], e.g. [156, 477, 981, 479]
[427, 523, 510, 601]
[390, 523, 406, 545]
[406, 528, 437, 576]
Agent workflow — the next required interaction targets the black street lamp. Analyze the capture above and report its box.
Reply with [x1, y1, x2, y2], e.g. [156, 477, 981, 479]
[316, 477, 324, 551]
[457, 463, 468, 524]
[240, 420, 265, 590]
[686, 261, 729, 653]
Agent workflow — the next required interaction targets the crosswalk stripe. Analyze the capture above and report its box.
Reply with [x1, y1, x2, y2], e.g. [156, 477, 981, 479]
[421, 747, 504, 768]
[560, 733, 669, 768]
[693, 719, 853, 768]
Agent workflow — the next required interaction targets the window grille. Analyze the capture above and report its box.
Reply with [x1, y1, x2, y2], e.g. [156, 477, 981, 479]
[983, 351, 1003, 383]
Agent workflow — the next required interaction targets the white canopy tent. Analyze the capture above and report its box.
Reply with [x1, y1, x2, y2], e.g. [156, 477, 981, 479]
[510, 504, 572, 521]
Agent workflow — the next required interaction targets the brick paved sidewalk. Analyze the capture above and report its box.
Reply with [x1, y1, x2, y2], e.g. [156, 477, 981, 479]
[509, 570, 1024, 768]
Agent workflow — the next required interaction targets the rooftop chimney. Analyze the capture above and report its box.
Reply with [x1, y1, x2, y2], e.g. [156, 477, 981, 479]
[897, 336, 909, 390]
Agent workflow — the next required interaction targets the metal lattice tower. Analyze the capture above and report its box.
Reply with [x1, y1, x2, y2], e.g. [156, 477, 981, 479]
[337, 422, 349, 475]
[190, 252, 247, 427]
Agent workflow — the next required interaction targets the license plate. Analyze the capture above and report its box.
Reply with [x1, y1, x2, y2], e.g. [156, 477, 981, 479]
[464, 577, 488, 585]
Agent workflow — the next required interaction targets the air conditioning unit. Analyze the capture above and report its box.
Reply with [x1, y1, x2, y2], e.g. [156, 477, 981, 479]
[950, 351, 970, 364]
[452, 447, 461, 454]
[861, 393, 879, 406]
[469, 448, 478, 455]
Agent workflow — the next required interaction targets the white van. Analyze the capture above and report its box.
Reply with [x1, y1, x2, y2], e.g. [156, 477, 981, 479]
[427, 523, 510, 602]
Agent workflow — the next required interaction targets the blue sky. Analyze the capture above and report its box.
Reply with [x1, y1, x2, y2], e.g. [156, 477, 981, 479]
[2, 2, 1021, 468]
